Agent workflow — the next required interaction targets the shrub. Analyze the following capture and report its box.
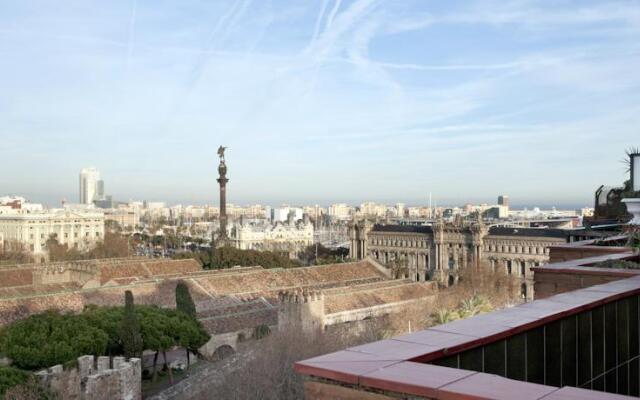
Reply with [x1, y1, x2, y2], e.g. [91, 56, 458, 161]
[0, 367, 29, 397]
[3, 375, 58, 400]
[253, 325, 271, 340]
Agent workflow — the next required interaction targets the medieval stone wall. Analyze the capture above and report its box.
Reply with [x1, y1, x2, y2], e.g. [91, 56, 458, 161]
[35, 355, 141, 400]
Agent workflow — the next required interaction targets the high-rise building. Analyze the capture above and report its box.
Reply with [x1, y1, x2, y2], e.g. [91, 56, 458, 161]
[79, 168, 100, 205]
[396, 203, 405, 218]
[498, 195, 509, 207]
[97, 180, 105, 199]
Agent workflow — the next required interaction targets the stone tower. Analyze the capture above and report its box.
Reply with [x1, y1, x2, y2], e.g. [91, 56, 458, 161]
[216, 146, 229, 246]
[278, 289, 325, 332]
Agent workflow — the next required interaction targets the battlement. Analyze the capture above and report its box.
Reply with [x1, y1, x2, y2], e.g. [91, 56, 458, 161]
[35, 355, 141, 400]
[278, 289, 324, 304]
[278, 289, 325, 332]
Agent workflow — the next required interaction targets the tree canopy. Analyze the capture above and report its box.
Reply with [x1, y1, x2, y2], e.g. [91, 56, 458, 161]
[0, 311, 109, 370]
[174, 246, 301, 269]
[120, 291, 143, 358]
[298, 244, 348, 266]
[45, 231, 130, 262]
[176, 282, 197, 319]
[0, 305, 209, 371]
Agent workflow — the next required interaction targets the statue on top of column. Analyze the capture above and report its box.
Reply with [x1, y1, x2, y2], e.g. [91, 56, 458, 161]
[217, 146, 227, 163]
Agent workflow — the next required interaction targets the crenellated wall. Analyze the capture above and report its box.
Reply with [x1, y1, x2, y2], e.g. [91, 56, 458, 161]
[35, 355, 141, 400]
[278, 289, 325, 332]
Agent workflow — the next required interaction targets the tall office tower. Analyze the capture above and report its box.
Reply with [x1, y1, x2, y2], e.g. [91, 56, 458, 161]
[396, 203, 405, 218]
[498, 195, 509, 207]
[79, 168, 100, 204]
[97, 180, 105, 200]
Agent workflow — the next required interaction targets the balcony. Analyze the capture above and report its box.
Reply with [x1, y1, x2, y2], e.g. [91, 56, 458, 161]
[295, 239, 640, 399]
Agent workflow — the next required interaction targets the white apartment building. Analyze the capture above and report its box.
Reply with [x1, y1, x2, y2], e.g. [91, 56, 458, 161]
[79, 168, 101, 205]
[104, 208, 139, 228]
[270, 206, 303, 223]
[303, 205, 325, 220]
[328, 203, 353, 220]
[359, 202, 386, 217]
[0, 209, 105, 257]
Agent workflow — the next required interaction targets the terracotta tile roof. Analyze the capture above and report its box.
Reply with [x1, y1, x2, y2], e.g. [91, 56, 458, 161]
[195, 261, 385, 296]
[143, 259, 201, 276]
[90, 259, 201, 284]
[0, 283, 80, 299]
[324, 281, 435, 314]
[198, 299, 277, 335]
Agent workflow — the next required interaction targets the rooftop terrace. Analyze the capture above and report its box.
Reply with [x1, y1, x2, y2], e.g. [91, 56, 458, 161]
[295, 238, 640, 399]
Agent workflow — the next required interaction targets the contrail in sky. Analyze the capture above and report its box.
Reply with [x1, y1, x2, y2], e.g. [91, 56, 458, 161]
[311, 0, 329, 44]
[126, 0, 138, 71]
[325, 0, 342, 31]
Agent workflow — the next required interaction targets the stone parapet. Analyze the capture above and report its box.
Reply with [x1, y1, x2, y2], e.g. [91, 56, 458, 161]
[36, 355, 141, 400]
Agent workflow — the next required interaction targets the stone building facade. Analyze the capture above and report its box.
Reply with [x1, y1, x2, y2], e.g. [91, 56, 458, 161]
[349, 220, 598, 298]
[0, 209, 104, 259]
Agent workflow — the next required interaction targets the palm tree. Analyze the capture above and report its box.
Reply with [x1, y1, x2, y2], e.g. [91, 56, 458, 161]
[431, 309, 460, 325]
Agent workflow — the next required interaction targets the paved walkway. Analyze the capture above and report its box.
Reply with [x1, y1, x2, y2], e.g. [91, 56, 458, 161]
[145, 352, 251, 400]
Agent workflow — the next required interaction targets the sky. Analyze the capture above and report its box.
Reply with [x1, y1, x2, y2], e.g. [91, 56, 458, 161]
[1, 0, 639, 208]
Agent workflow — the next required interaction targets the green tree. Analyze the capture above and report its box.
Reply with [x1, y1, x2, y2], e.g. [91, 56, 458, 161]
[81, 306, 124, 355]
[0, 311, 108, 370]
[89, 232, 130, 259]
[175, 282, 197, 318]
[209, 246, 301, 269]
[120, 291, 143, 359]
[175, 281, 198, 369]
[166, 309, 209, 371]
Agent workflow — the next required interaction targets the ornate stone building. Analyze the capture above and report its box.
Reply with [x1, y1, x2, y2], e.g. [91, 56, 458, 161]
[349, 220, 601, 298]
[229, 218, 314, 257]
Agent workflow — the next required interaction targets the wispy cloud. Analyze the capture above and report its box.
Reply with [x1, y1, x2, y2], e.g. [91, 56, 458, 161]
[125, 0, 138, 71]
[1, 0, 639, 205]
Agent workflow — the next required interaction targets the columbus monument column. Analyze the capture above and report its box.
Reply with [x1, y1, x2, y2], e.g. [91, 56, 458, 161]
[215, 146, 229, 246]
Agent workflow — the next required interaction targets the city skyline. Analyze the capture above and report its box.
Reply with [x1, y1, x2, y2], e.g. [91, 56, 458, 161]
[1, 1, 639, 206]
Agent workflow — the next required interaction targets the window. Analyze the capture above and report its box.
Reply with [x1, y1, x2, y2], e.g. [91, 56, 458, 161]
[64, 233, 68, 238]
[96, 232, 100, 237]
[520, 261, 526, 276]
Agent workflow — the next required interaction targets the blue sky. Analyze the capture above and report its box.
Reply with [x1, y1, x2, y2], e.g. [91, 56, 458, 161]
[1, 0, 639, 208]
